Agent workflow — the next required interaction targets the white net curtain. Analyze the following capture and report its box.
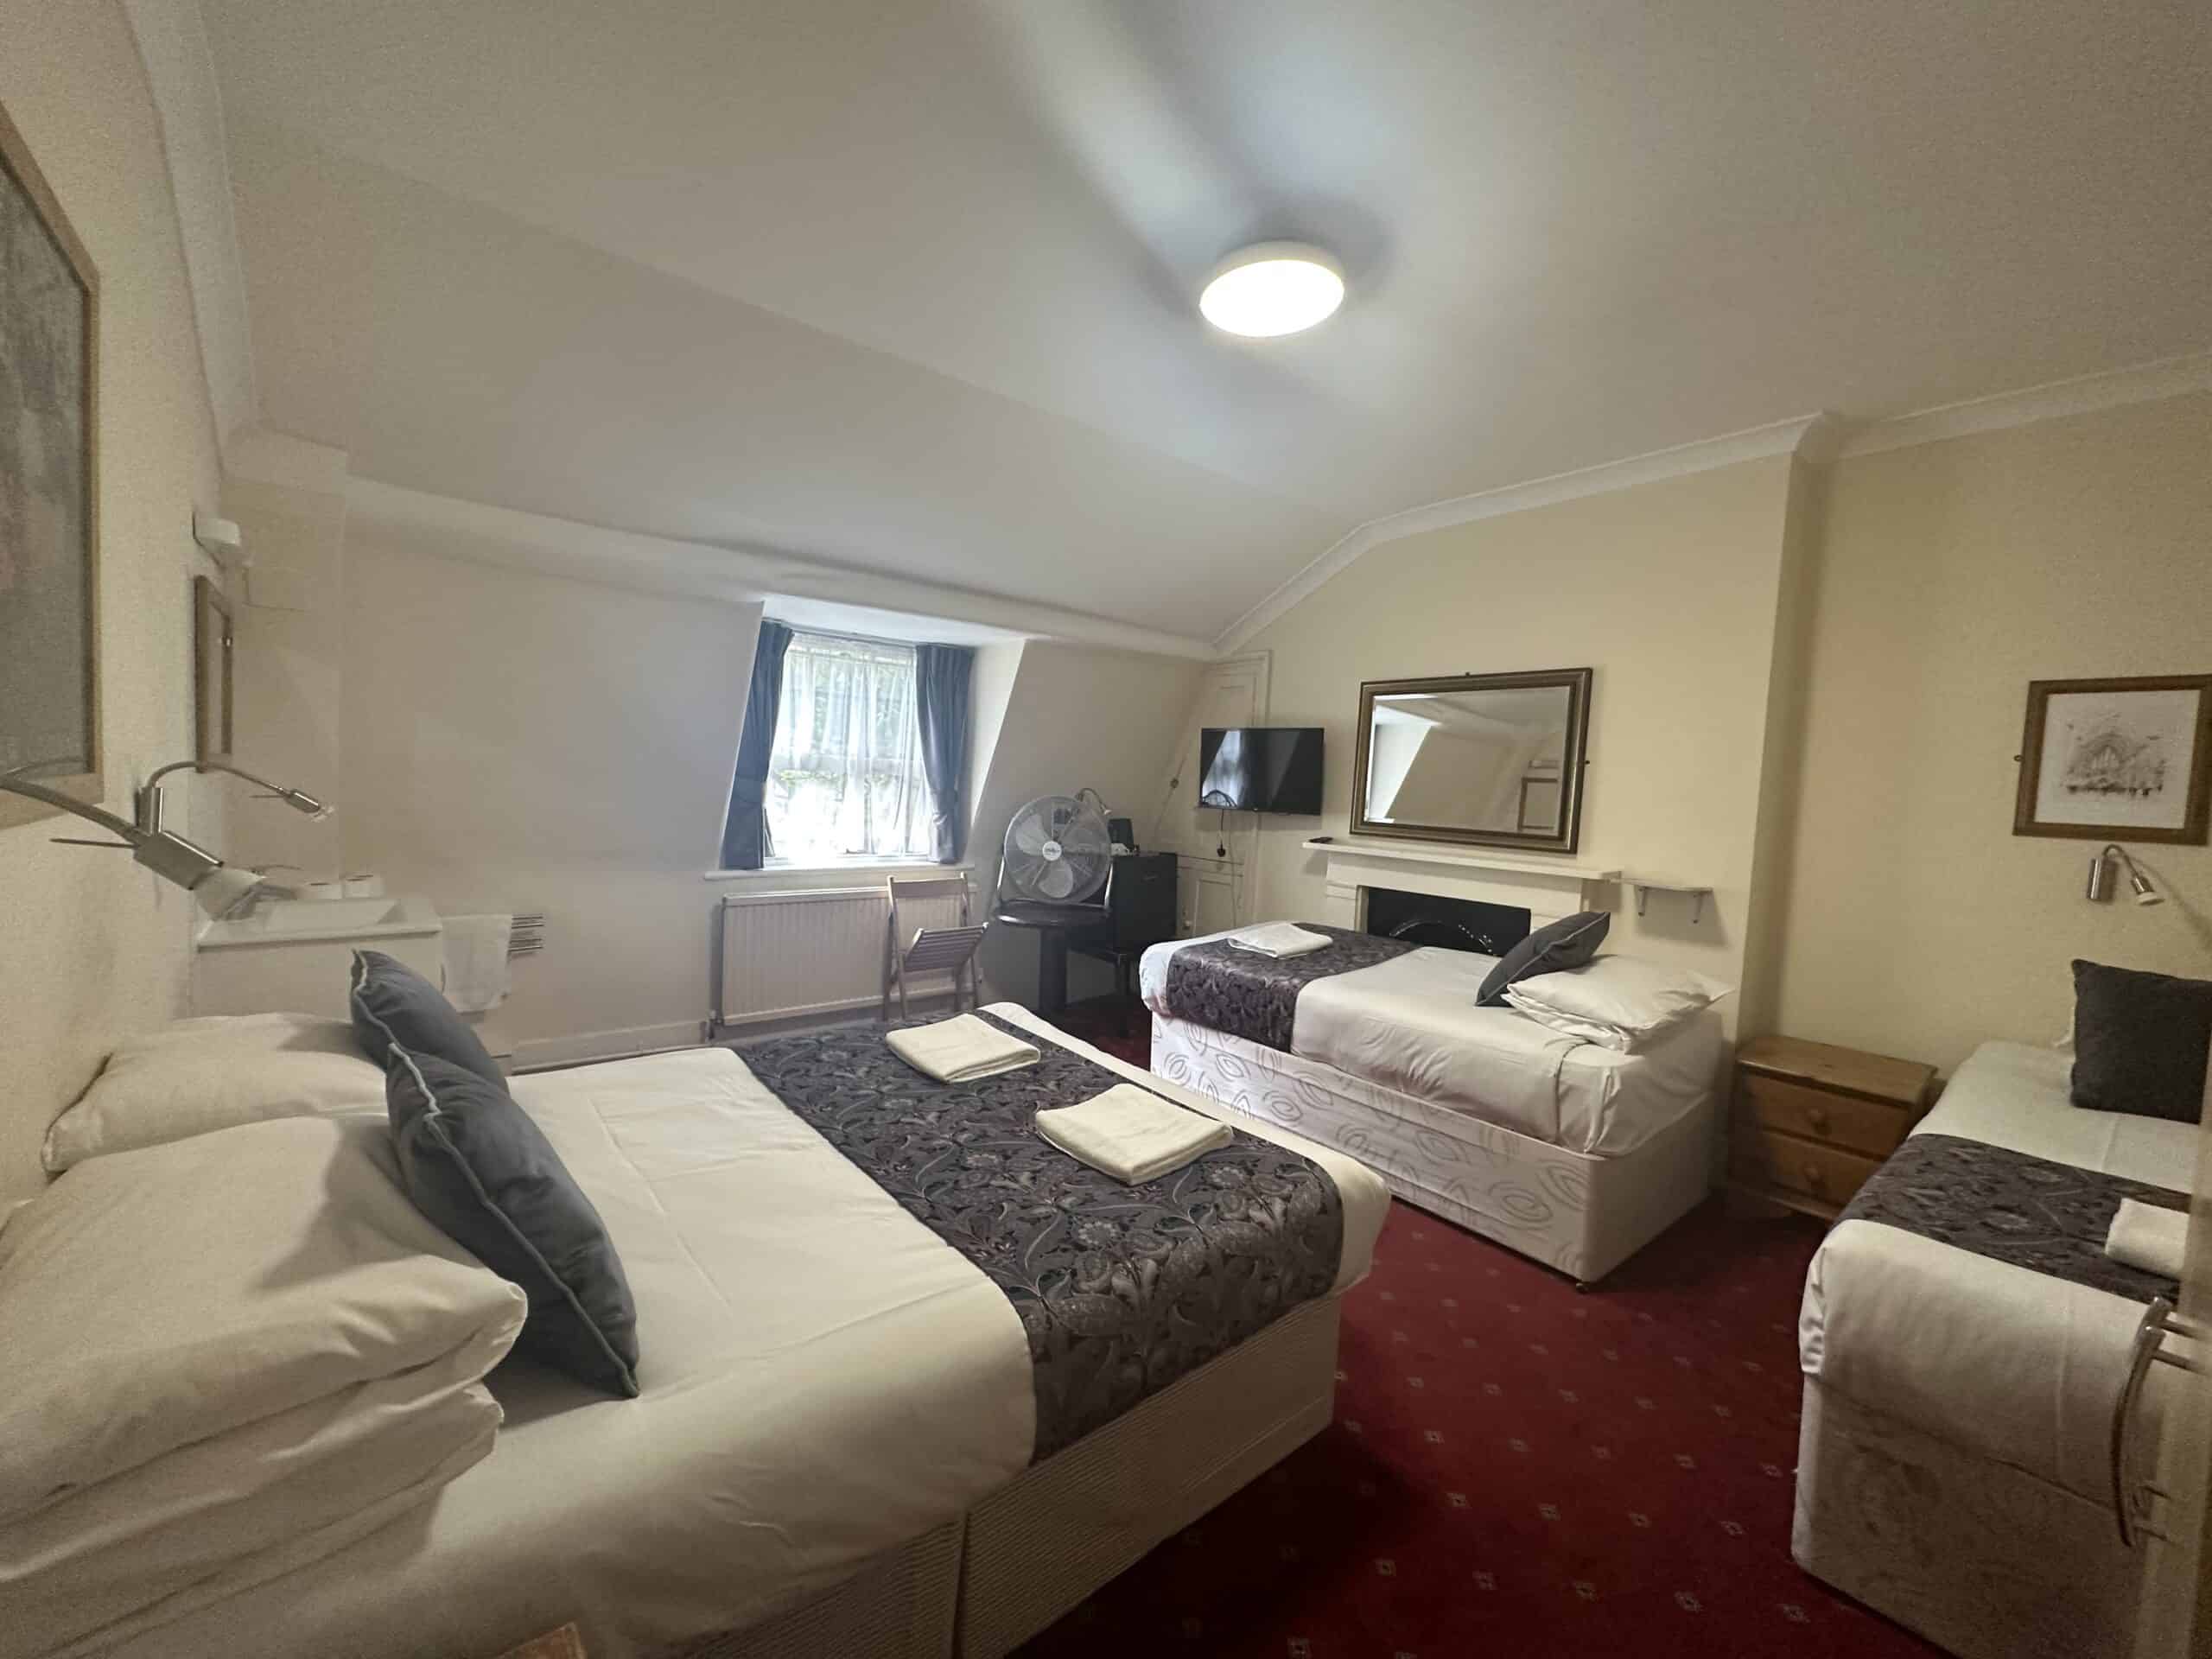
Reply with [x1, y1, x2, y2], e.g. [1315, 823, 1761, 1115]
[765, 632, 932, 862]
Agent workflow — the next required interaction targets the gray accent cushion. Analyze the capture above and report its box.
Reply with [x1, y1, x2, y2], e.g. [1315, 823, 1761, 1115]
[385, 1044, 641, 1397]
[2070, 958, 2212, 1123]
[1476, 909, 1612, 1007]
[349, 949, 505, 1089]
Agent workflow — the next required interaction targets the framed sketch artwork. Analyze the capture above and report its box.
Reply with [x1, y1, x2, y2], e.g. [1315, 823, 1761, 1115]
[0, 98, 100, 828]
[2014, 674, 2212, 844]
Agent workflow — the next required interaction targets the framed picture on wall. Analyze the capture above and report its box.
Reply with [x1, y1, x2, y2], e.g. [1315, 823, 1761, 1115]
[2013, 673, 2212, 844]
[0, 97, 100, 828]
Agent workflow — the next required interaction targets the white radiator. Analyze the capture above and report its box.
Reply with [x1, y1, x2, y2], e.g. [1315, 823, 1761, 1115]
[712, 882, 971, 1028]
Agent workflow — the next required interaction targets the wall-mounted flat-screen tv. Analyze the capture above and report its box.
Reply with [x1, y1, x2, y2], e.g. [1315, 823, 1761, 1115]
[1198, 727, 1324, 815]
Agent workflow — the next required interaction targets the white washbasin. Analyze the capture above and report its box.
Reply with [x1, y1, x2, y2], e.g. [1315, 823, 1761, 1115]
[198, 893, 442, 949]
[259, 896, 404, 932]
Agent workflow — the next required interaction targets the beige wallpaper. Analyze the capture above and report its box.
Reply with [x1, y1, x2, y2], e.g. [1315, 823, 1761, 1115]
[337, 531, 760, 1059]
[1238, 454, 1805, 1027]
[1772, 394, 2212, 1071]
[970, 641, 1205, 1004]
[0, 3, 226, 1202]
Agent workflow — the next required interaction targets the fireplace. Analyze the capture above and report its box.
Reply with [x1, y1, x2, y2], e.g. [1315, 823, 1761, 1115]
[1363, 887, 1531, 957]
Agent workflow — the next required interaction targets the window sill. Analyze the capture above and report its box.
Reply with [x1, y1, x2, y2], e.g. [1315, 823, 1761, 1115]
[702, 860, 973, 886]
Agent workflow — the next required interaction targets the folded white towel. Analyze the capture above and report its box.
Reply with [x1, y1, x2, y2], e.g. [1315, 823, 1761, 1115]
[442, 912, 513, 1014]
[2107, 1197, 2190, 1280]
[1224, 921, 1332, 960]
[886, 1014, 1042, 1083]
[1036, 1083, 1235, 1185]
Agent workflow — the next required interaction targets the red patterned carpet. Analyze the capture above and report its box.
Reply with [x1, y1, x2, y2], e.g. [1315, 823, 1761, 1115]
[1027, 1001, 1942, 1659]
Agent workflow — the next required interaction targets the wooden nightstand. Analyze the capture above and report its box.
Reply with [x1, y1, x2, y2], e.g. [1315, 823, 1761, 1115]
[1728, 1035, 1936, 1221]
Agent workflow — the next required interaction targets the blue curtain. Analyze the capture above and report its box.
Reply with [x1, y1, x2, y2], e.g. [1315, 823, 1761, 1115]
[721, 620, 793, 869]
[913, 643, 974, 863]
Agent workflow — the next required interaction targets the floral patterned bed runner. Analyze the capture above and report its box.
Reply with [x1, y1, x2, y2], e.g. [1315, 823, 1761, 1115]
[1839, 1132, 2187, 1303]
[729, 1014, 1344, 1459]
[1162, 924, 1415, 1052]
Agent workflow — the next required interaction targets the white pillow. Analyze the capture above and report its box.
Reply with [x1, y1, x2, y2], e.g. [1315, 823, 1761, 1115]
[1502, 954, 1734, 1052]
[42, 1012, 386, 1173]
[0, 1116, 522, 1655]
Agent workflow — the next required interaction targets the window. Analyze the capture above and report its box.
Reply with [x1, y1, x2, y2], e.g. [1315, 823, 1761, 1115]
[765, 632, 933, 863]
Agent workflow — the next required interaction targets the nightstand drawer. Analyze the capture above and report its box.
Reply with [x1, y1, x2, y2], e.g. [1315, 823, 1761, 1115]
[1732, 1127, 1883, 1211]
[1737, 1072, 1909, 1158]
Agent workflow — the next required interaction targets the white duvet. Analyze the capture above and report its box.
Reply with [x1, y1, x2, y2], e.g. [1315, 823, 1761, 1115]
[1141, 934, 1721, 1154]
[0, 1117, 524, 1659]
[1800, 1041, 2194, 1504]
[102, 1008, 1386, 1659]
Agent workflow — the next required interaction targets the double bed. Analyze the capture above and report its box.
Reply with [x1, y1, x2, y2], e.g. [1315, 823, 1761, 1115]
[1794, 1039, 2191, 1659]
[1141, 928, 1723, 1283]
[57, 1006, 1387, 1659]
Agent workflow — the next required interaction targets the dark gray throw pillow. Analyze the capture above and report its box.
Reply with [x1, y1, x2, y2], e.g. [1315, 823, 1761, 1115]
[2070, 959, 2212, 1123]
[385, 1044, 641, 1397]
[350, 949, 506, 1088]
[1477, 910, 1612, 1007]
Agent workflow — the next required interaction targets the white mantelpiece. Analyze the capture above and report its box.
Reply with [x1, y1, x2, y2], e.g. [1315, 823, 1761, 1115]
[1301, 836, 1620, 931]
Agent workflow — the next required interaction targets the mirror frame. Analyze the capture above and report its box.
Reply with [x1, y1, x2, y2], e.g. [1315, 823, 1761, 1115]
[1349, 667, 1593, 854]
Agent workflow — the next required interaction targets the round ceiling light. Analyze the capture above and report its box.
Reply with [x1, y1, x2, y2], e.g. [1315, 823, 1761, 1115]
[1198, 242, 1345, 338]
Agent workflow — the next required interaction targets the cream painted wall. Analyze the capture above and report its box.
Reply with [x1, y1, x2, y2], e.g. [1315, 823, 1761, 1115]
[222, 442, 350, 874]
[1237, 456, 1802, 1018]
[965, 639, 1022, 852]
[971, 643, 1205, 1004]
[1773, 394, 2212, 1071]
[0, 3, 226, 1200]
[338, 531, 758, 1060]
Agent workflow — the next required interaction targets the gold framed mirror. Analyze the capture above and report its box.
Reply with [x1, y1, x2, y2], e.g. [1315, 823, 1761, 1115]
[1350, 667, 1592, 854]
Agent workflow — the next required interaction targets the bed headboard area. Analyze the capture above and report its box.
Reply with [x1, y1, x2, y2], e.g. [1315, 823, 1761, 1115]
[1363, 887, 1531, 957]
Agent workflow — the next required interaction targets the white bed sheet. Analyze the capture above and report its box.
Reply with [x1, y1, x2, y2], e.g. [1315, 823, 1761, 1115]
[1908, 1039, 2199, 1181]
[1141, 934, 1723, 1155]
[103, 1013, 1382, 1659]
[102, 1046, 1039, 1659]
[1800, 1040, 2190, 1505]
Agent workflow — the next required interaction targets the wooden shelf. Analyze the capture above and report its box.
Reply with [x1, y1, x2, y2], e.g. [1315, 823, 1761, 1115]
[1300, 836, 1620, 883]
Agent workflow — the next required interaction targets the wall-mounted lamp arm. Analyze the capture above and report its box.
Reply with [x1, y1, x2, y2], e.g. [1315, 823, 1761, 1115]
[2087, 842, 2164, 908]
[0, 772, 143, 843]
[0, 772, 272, 918]
[137, 760, 328, 835]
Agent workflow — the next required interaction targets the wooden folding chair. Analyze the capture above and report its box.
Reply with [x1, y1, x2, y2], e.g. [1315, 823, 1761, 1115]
[881, 874, 988, 1020]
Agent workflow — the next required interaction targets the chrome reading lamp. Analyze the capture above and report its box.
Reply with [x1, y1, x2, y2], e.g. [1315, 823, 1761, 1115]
[0, 759, 327, 918]
[2086, 842, 2164, 907]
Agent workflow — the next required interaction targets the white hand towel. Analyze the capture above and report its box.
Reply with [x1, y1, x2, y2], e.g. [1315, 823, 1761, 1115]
[2107, 1198, 2190, 1280]
[1036, 1084, 1234, 1185]
[1224, 921, 1332, 960]
[441, 914, 513, 1014]
[885, 1014, 1041, 1084]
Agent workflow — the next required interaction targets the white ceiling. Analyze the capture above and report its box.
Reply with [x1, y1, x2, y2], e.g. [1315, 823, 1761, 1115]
[202, 0, 2211, 641]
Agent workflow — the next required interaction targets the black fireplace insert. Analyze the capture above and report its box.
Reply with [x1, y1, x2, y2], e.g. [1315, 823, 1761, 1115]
[1363, 887, 1531, 957]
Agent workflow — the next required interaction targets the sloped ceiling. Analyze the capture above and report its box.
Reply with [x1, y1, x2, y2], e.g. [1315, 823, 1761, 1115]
[203, 0, 2211, 640]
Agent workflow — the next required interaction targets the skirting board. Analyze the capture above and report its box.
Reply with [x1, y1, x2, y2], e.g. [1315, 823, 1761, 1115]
[710, 989, 968, 1039]
[510, 1020, 707, 1072]
[513, 995, 970, 1074]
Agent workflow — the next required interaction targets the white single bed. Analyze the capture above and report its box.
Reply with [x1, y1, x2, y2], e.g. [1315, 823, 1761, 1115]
[1141, 934, 1723, 1282]
[1794, 1040, 2193, 1659]
[91, 1006, 1387, 1659]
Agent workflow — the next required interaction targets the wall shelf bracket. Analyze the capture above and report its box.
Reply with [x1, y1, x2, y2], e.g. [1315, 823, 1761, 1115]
[1629, 880, 1713, 923]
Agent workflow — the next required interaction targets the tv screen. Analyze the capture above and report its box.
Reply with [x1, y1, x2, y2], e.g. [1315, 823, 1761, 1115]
[1198, 728, 1323, 815]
